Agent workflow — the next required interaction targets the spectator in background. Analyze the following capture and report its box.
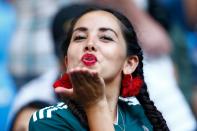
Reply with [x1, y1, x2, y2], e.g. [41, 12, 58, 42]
[148, 0, 197, 119]
[8, 0, 59, 88]
[148, 0, 194, 106]
[183, 0, 197, 119]
[0, 0, 17, 131]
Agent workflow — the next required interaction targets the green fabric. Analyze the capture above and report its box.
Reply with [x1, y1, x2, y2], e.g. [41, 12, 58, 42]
[29, 98, 153, 131]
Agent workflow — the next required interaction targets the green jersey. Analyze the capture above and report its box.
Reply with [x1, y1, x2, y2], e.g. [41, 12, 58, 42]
[29, 97, 153, 131]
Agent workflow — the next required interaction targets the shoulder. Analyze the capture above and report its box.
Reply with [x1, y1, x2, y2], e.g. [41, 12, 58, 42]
[118, 97, 153, 130]
[31, 102, 68, 121]
[119, 97, 145, 117]
[29, 102, 74, 131]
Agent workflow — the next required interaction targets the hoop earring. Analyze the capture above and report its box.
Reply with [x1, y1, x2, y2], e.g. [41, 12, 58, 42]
[121, 74, 143, 97]
[53, 73, 72, 89]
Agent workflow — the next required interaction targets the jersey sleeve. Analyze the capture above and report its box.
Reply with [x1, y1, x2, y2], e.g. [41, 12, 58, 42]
[29, 103, 73, 131]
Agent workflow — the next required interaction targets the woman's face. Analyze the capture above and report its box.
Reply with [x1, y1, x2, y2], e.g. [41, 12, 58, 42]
[66, 11, 127, 81]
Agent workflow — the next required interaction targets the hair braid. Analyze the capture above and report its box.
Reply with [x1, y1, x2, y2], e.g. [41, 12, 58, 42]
[135, 53, 169, 131]
[65, 99, 88, 128]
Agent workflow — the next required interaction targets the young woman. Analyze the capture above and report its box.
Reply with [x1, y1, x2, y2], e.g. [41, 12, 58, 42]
[29, 7, 169, 131]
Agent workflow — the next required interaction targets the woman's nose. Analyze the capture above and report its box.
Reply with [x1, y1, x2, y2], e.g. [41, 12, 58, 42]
[84, 39, 97, 52]
[84, 45, 96, 51]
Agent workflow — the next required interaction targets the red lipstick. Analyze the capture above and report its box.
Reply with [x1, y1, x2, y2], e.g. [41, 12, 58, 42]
[81, 53, 97, 66]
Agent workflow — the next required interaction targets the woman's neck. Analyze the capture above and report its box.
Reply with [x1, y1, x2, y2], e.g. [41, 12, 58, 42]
[105, 76, 121, 123]
[106, 93, 119, 123]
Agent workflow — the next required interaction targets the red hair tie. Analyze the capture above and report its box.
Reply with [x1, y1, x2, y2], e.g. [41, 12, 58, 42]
[53, 73, 72, 89]
[121, 74, 143, 97]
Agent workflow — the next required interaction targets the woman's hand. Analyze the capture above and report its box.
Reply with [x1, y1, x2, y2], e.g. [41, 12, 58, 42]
[55, 67, 106, 108]
[70, 67, 106, 107]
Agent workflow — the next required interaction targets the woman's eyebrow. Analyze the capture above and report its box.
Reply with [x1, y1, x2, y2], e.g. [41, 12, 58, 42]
[73, 27, 87, 33]
[99, 27, 118, 37]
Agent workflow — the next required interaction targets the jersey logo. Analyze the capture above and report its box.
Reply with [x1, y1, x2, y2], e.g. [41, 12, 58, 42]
[33, 102, 68, 122]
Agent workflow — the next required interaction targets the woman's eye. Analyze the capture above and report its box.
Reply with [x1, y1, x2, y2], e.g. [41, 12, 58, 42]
[73, 36, 86, 41]
[100, 36, 114, 42]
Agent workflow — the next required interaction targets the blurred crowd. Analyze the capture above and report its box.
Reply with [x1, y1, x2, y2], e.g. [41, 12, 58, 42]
[0, 0, 196, 131]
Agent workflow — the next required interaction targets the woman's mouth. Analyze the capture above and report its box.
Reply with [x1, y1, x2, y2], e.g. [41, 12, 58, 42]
[81, 53, 97, 66]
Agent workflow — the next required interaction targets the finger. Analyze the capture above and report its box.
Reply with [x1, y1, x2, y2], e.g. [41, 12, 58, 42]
[54, 87, 73, 98]
[70, 69, 95, 88]
[70, 70, 99, 98]
[75, 70, 104, 97]
[82, 70, 103, 86]
[69, 68, 104, 97]
[72, 69, 103, 88]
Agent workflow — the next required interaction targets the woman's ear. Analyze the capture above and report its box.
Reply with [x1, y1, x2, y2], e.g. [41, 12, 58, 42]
[123, 55, 139, 74]
[64, 56, 68, 67]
